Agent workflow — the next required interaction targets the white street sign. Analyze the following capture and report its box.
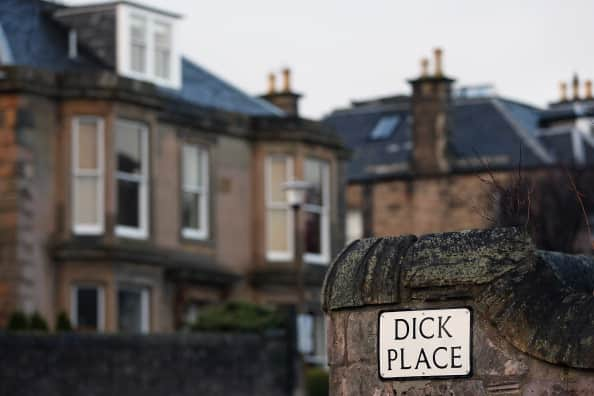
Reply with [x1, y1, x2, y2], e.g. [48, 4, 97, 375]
[378, 308, 471, 379]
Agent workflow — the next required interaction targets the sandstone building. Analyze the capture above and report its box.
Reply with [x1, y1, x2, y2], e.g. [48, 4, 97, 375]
[0, 0, 346, 362]
[324, 48, 594, 243]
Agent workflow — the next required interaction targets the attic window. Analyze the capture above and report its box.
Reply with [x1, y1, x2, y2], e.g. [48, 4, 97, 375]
[117, 3, 181, 89]
[369, 115, 400, 140]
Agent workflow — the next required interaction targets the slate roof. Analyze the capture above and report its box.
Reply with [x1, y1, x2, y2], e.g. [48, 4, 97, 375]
[159, 58, 283, 116]
[323, 94, 594, 181]
[0, 0, 102, 71]
[0, 0, 281, 117]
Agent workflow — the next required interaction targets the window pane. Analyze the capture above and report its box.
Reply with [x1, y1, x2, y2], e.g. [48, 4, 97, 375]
[346, 209, 363, 244]
[77, 119, 98, 170]
[305, 160, 323, 206]
[74, 176, 99, 225]
[154, 22, 171, 47]
[305, 211, 321, 254]
[118, 289, 142, 333]
[267, 209, 289, 251]
[130, 15, 146, 73]
[269, 157, 288, 202]
[155, 49, 170, 79]
[183, 145, 201, 188]
[131, 44, 146, 73]
[117, 179, 139, 227]
[117, 123, 143, 174]
[154, 22, 171, 79]
[76, 287, 98, 331]
[182, 191, 200, 230]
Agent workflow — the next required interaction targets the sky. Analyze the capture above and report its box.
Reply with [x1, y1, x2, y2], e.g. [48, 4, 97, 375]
[64, 0, 594, 119]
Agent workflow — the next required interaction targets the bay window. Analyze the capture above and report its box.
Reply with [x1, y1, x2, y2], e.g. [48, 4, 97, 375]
[265, 155, 294, 261]
[181, 143, 209, 240]
[71, 116, 104, 235]
[115, 120, 149, 239]
[304, 159, 330, 264]
[71, 284, 105, 332]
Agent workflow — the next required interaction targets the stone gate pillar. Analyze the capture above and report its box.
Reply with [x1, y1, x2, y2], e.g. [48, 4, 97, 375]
[322, 228, 594, 395]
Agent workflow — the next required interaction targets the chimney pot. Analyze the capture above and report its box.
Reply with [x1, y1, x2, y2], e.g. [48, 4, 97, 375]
[421, 58, 429, 77]
[282, 68, 291, 93]
[573, 73, 580, 101]
[559, 81, 568, 102]
[268, 72, 276, 95]
[434, 48, 443, 77]
[585, 80, 593, 100]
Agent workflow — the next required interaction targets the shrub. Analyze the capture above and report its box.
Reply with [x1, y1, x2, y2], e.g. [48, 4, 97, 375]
[55, 311, 73, 332]
[191, 301, 286, 332]
[6, 311, 29, 331]
[29, 312, 49, 332]
[306, 366, 329, 396]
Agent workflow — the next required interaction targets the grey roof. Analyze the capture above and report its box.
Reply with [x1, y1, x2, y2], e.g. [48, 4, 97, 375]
[323, 95, 571, 181]
[159, 58, 283, 116]
[0, 0, 103, 71]
[0, 0, 282, 117]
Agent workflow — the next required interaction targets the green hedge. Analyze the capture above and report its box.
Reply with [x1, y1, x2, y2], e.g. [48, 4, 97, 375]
[306, 367, 329, 396]
[190, 301, 286, 332]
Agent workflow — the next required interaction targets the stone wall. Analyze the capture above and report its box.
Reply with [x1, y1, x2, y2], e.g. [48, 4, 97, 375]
[0, 331, 293, 396]
[322, 228, 594, 395]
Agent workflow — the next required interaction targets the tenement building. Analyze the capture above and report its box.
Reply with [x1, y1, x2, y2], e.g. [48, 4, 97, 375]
[324, 48, 594, 244]
[0, 0, 346, 358]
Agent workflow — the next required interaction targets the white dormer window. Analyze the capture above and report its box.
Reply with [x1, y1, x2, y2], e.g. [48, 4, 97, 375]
[117, 3, 181, 89]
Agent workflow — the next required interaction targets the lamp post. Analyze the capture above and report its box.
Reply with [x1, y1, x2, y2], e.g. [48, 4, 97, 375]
[282, 180, 311, 396]
[283, 180, 311, 313]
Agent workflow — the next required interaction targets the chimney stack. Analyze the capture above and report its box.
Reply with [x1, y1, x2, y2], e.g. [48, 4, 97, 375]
[260, 67, 302, 117]
[585, 80, 593, 100]
[409, 47, 455, 175]
[572, 73, 580, 101]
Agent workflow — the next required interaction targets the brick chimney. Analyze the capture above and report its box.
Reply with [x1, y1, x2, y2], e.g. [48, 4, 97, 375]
[408, 48, 455, 174]
[260, 68, 302, 117]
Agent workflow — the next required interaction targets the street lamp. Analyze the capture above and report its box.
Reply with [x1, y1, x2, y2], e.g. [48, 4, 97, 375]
[282, 180, 312, 312]
[282, 179, 311, 396]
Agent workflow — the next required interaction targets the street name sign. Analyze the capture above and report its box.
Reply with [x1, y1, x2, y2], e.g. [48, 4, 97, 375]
[378, 308, 471, 380]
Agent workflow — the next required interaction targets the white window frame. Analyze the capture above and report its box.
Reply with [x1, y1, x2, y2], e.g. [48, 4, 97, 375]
[303, 159, 331, 265]
[71, 284, 105, 332]
[181, 143, 209, 240]
[265, 155, 294, 262]
[116, 3, 181, 89]
[117, 286, 151, 334]
[71, 116, 105, 235]
[115, 119, 149, 240]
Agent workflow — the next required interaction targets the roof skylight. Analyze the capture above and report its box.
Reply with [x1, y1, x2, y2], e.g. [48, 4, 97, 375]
[369, 115, 400, 140]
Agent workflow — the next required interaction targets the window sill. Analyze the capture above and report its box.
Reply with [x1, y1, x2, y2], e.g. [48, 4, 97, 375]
[115, 226, 148, 240]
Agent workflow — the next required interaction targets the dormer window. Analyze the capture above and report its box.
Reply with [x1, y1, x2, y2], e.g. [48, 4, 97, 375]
[116, 3, 181, 89]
